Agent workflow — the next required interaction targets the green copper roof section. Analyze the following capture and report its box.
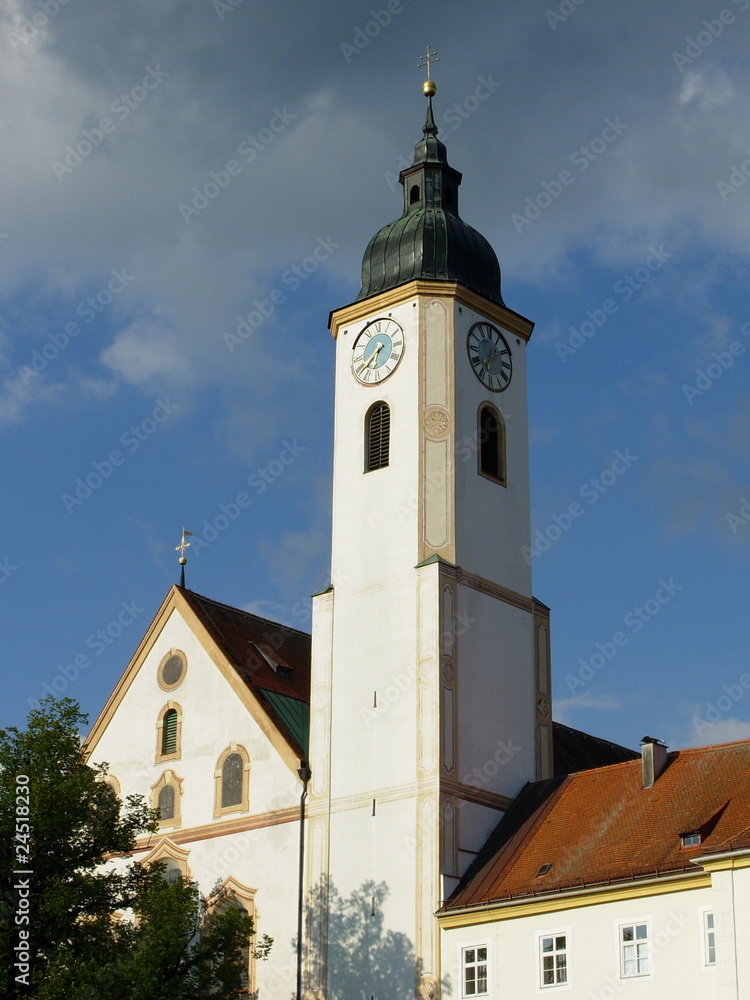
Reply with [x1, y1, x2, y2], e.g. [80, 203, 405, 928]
[258, 689, 310, 757]
[357, 95, 504, 306]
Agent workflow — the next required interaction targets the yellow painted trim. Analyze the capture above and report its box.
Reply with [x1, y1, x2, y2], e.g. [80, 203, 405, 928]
[698, 853, 750, 872]
[140, 836, 192, 880]
[98, 773, 121, 798]
[157, 648, 187, 692]
[329, 282, 534, 342]
[437, 872, 712, 928]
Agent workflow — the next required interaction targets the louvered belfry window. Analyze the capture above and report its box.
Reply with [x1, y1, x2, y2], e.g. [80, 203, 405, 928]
[366, 402, 390, 472]
[222, 752, 244, 808]
[479, 404, 505, 482]
[158, 783, 175, 820]
[162, 709, 178, 756]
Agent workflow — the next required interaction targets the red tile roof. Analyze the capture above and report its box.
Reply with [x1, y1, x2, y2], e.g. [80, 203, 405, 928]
[181, 588, 311, 758]
[445, 739, 750, 910]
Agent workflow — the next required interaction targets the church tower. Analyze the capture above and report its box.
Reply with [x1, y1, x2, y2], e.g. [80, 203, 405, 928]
[306, 73, 552, 999]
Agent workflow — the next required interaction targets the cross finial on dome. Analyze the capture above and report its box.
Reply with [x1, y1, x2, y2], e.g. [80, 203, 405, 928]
[418, 46, 439, 134]
[418, 45, 439, 98]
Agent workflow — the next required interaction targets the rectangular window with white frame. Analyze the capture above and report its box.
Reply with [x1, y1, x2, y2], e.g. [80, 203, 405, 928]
[619, 921, 650, 978]
[537, 929, 570, 989]
[701, 908, 716, 969]
[461, 944, 489, 997]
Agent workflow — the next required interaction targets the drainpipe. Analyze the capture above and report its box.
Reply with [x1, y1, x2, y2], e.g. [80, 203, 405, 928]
[296, 761, 312, 1000]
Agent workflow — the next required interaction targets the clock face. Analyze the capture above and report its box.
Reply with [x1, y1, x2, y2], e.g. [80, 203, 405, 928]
[467, 322, 512, 391]
[351, 317, 404, 385]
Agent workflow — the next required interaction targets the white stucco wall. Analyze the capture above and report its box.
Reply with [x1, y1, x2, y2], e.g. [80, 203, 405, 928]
[441, 882, 726, 1000]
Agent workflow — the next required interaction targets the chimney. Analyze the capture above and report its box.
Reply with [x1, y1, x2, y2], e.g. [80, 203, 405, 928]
[641, 737, 668, 788]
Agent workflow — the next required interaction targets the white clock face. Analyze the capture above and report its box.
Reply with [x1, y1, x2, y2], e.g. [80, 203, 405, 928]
[351, 317, 404, 385]
[467, 322, 512, 391]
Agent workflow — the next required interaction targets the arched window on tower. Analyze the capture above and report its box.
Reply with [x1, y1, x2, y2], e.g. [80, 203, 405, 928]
[410, 184, 420, 205]
[478, 403, 506, 485]
[365, 402, 390, 472]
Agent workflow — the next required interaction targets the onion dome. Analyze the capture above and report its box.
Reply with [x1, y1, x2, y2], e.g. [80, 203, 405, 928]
[357, 90, 504, 305]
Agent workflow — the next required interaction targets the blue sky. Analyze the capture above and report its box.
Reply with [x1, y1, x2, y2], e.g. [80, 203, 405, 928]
[1, 0, 749, 754]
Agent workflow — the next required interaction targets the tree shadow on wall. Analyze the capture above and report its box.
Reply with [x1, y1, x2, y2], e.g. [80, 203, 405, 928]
[302, 878, 452, 1000]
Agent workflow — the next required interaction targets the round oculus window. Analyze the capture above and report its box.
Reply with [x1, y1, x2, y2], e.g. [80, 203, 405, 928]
[159, 652, 186, 689]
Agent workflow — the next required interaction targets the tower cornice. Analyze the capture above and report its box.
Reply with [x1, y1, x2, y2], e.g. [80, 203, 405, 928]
[329, 280, 534, 341]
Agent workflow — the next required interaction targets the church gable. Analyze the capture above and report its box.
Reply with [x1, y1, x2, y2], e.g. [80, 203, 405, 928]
[84, 585, 311, 835]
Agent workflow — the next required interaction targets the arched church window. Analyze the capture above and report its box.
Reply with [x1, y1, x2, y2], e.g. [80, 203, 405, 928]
[365, 402, 390, 472]
[151, 769, 183, 828]
[478, 404, 506, 485]
[410, 184, 420, 204]
[214, 745, 251, 817]
[158, 783, 175, 821]
[156, 703, 183, 763]
[162, 709, 178, 756]
[222, 753, 243, 808]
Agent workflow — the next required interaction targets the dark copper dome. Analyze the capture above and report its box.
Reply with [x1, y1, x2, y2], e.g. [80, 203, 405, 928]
[357, 98, 504, 306]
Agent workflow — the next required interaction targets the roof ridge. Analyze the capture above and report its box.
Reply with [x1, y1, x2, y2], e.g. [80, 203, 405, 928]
[671, 737, 750, 754]
[180, 587, 312, 639]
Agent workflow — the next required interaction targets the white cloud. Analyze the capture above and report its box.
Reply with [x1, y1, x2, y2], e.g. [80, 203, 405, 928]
[0, 369, 116, 426]
[686, 717, 750, 748]
[678, 69, 735, 110]
[553, 692, 621, 727]
[100, 319, 191, 387]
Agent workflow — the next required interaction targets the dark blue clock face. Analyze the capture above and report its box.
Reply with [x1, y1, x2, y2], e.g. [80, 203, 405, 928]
[352, 317, 404, 385]
[467, 322, 512, 391]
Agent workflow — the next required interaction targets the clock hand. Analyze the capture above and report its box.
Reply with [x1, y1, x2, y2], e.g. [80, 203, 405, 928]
[366, 341, 385, 368]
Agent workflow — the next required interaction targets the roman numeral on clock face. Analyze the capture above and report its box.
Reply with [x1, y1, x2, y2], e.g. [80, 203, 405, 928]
[351, 317, 405, 384]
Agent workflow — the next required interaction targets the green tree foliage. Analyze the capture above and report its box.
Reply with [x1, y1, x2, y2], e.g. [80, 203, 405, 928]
[0, 697, 270, 999]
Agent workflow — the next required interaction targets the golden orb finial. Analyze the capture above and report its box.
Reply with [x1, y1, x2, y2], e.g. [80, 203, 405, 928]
[418, 45, 439, 98]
